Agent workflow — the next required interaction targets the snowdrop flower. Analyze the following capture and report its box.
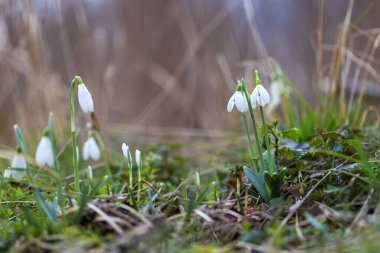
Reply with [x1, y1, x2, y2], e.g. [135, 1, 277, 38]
[251, 70, 270, 107]
[35, 136, 54, 167]
[82, 137, 101, 161]
[268, 77, 290, 112]
[135, 149, 141, 168]
[4, 154, 27, 180]
[227, 81, 249, 113]
[78, 83, 94, 113]
[122, 143, 133, 168]
[251, 84, 270, 107]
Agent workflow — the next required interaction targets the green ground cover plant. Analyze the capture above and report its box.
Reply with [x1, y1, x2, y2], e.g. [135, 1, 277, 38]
[0, 60, 379, 253]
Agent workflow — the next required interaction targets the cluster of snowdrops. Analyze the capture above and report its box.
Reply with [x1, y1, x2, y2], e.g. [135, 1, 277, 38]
[4, 70, 282, 204]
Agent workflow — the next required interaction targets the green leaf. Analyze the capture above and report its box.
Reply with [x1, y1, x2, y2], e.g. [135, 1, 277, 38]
[244, 166, 270, 204]
[264, 169, 286, 199]
[281, 128, 302, 141]
[197, 181, 216, 202]
[13, 125, 28, 155]
[35, 190, 58, 223]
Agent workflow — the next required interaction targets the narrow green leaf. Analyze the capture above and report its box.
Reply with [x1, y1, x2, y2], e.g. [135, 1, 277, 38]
[244, 166, 270, 204]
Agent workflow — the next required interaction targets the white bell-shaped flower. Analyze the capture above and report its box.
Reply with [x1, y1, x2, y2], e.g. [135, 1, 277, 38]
[78, 83, 94, 113]
[251, 84, 270, 107]
[122, 143, 133, 168]
[82, 137, 101, 161]
[4, 154, 27, 180]
[227, 91, 249, 113]
[135, 149, 141, 168]
[35, 136, 54, 167]
[268, 78, 290, 112]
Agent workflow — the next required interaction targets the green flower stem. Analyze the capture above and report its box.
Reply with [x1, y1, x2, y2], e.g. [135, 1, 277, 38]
[70, 76, 83, 193]
[242, 113, 258, 173]
[241, 81, 266, 172]
[137, 164, 141, 204]
[48, 113, 65, 217]
[259, 106, 274, 175]
[129, 166, 133, 191]
[129, 165, 133, 204]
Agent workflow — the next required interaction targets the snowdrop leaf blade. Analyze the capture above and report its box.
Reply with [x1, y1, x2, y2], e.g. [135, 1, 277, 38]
[244, 166, 270, 204]
[14, 125, 28, 155]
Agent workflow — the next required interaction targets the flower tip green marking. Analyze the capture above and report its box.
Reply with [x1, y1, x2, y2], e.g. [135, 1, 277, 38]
[254, 70, 261, 85]
[73, 75, 83, 84]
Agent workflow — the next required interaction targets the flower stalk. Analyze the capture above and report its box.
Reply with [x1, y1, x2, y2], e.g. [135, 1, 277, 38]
[254, 70, 275, 175]
[70, 76, 83, 192]
[241, 79, 266, 172]
[242, 113, 258, 172]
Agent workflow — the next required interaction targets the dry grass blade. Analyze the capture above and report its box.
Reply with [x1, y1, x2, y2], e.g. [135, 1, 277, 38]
[87, 203, 124, 235]
[112, 203, 153, 228]
[194, 209, 214, 223]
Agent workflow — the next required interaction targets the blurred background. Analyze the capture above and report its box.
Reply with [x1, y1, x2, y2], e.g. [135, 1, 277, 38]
[0, 0, 379, 148]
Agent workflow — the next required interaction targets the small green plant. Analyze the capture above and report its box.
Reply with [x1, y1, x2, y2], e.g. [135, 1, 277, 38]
[227, 70, 285, 204]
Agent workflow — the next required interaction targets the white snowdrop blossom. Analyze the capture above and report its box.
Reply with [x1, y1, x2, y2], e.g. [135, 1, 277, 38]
[122, 143, 133, 168]
[268, 78, 290, 112]
[122, 143, 129, 159]
[78, 83, 94, 113]
[135, 149, 141, 168]
[4, 154, 27, 180]
[83, 137, 101, 161]
[251, 84, 270, 107]
[35, 136, 54, 167]
[227, 91, 249, 113]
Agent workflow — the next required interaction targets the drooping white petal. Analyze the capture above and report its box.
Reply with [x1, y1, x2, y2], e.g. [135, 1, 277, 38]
[78, 83, 94, 113]
[227, 93, 235, 112]
[88, 137, 101, 161]
[122, 143, 129, 159]
[122, 143, 133, 168]
[10, 155, 27, 180]
[3, 169, 11, 178]
[268, 80, 281, 111]
[234, 91, 249, 113]
[260, 86, 270, 105]
[135, 149, 141, 168]
[251, 85, 270, 107]
[11, 155, 27, 169]
[11, 170, 25, 180]
[35, 136, 54, 167]
[82, 140, 90, 161]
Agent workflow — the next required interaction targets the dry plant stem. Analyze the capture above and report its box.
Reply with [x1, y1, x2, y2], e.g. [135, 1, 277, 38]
[353, 34, 380, 125]
[70, 76, 82, 193]
[259, 106, 274, 175]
